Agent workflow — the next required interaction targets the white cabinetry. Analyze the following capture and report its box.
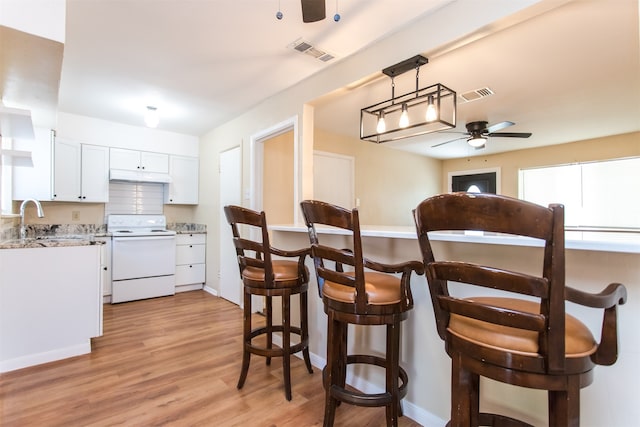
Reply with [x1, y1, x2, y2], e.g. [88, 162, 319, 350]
[96, 236, 112, 302]
[53, 140, 109, 202]
[0, 245, 102, 372]
[175, 233, 206, 292]
[110, 148, 168, 173]
[165, 155, 199, 204]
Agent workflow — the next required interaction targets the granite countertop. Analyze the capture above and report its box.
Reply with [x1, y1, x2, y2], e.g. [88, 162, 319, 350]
[0, 237, 104, 249]
[168, 223, 207, 234]
[1, 222, 206, 249]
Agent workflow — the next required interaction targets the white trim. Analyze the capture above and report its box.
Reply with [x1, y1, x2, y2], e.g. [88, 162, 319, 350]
[0, 342, 91, 373]
[249, 116, 299, 217]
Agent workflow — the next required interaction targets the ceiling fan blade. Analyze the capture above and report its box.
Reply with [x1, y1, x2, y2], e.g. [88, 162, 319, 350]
[486, 121, 514, 133]
[488, 132, 532, 138]
[301, 0, 326, 22]
[432, 136, 465, 148]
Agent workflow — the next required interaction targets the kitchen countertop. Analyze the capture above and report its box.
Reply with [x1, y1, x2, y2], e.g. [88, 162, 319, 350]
[269, 224, 640, 254]
[0, 237, 104, 249]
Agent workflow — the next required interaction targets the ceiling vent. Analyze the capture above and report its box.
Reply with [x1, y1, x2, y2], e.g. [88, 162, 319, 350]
[288, 38, 336, 63]
[459, 87, 494, 103]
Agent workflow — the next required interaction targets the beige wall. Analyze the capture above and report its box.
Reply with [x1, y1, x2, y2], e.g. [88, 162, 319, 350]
[315, 128, 441, 226]
[442, 132, 640, 197]
[263, 130, 294, 224]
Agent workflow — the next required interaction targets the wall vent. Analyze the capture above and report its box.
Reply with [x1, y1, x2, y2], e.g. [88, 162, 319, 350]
[288, 38, 336, 63]
[459, 87, 494, 103]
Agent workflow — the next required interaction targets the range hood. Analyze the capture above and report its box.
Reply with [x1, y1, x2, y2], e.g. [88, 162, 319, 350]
[109, 169, 172, 184]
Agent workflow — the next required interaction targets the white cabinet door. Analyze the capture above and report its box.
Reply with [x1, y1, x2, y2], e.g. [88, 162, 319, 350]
[12, 127, 53, 201]
[109, 148, 140, 171]
[165, 155, 198, 204]
[53, 139, 82, 201]
[141, 151, 169, 173]
[110, 148, 168, 173]
[53, 140, 108, 202]
[80, 144, 109, 202]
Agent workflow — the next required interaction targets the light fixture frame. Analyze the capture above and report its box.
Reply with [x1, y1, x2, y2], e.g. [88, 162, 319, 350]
[360, 55, 456, 144]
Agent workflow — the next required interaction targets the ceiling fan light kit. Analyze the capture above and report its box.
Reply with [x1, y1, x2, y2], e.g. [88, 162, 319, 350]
[431, 120, 532, 149]
[360, 55, 457, 144]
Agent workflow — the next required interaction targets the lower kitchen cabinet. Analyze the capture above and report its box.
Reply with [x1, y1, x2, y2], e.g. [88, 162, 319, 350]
[175, 233, 206, 292]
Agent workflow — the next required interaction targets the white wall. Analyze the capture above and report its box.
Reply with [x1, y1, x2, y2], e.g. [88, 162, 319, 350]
[57, 112, 199, 157]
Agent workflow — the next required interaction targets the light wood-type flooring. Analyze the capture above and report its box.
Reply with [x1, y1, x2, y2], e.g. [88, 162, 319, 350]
[0, 290, 421, 426]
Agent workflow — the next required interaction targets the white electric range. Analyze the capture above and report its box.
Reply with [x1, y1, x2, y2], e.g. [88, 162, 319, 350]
[107, 215, 176, 303]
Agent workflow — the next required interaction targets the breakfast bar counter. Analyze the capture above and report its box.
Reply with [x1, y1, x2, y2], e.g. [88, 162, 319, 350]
[269, 224, 639, 426]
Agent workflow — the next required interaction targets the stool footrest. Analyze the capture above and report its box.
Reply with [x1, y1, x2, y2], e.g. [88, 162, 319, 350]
[245, 326, 308, 359]
[324, 354, 408, 408]
[445, 413, 536, 427]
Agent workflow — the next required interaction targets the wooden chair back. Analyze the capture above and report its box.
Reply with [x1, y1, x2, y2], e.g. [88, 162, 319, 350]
[224, 205, 275, 288]
[414, 192, 567, 372]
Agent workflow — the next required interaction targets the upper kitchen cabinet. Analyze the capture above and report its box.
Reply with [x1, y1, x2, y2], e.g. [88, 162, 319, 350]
[110, 148, 169, 174]
[165, 155, 199, 205]
[53, 139, 109, 202]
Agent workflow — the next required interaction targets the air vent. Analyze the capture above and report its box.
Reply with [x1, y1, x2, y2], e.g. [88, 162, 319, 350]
[459, 87, 494, 103]
[288, 38, 336, 63]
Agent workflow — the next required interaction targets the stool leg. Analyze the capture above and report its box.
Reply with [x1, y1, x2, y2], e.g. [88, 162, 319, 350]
[265, 295, 273, 366]
[450, 352, 478, 427]
[324, 311, 341, 427]
[282, 291, 292, 401]
[386, 321, 401, 427]
[237, 287, 252, 390]
[300, 290, 313, 374]
[549, 376, 580, 427]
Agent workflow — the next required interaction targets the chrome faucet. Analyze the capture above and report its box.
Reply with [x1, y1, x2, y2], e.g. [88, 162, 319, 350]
[19, 199, 45, 240]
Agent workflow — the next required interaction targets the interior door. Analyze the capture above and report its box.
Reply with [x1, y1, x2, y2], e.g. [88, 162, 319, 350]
[219, 146, 242, 305]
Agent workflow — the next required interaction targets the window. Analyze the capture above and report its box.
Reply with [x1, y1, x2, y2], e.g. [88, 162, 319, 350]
[519, 157, 640, 230]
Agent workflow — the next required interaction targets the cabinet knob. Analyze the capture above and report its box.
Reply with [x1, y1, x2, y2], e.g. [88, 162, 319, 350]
[189, 265, 193, 268]
[78, 196, 82, 199]
[189, 245, 193, 248]
[103, 267, 108, 271]
[137, 166, 141, 169]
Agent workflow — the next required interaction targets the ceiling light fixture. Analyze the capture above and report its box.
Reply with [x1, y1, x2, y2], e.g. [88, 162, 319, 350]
[360, 55, 456, 143]
[144, 106, 159, 128]
[467, 135, 487, 148]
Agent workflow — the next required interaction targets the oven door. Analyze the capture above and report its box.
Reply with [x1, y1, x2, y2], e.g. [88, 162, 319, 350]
[112, 235, 176, 281]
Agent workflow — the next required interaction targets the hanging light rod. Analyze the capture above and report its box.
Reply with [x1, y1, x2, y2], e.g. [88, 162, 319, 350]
[382, 55, 428, 78]
[360, 54, 456, 144]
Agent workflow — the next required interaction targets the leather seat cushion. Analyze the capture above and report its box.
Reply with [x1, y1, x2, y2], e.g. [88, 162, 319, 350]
[242, 260, 307, 288]
[323, 271, 401, 305]
[448, 297, 597, 358]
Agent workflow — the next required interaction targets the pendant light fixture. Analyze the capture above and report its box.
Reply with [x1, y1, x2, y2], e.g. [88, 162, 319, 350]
[360, 55, 456, 144]
[144, 106, 159, 128]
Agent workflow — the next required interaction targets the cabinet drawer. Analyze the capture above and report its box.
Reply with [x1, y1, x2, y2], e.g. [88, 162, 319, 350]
[175, 263, 205, 285]
[176, 233, 206, 245]
[176, 243, 205, 265]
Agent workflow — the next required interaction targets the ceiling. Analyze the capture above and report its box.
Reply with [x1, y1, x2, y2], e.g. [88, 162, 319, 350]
[6, 0, 639, 161]
[313, 0, 640, 158]
[58, 0, 453, 136]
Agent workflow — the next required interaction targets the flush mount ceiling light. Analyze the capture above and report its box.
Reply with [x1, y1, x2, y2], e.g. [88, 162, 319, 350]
[360, 55, 456, 144]
[144, 106, 159, 128]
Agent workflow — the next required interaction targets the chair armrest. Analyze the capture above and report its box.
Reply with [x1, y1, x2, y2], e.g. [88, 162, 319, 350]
[565, 283, 627, 308]
[271, 246, 311, 259]
[565, 283, 628, 366]
[363, 258, 425, 276]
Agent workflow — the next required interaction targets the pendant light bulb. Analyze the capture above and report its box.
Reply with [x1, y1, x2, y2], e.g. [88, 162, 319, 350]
[399, 104, 409, 128]
[425, 96, 437, 122]
[376, 112, 386, 133]
[145, 106, 159, 128]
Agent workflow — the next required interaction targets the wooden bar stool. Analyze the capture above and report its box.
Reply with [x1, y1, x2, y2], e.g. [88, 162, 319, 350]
[300, 200, 424, 426]
[224, 205, 313, 401]
[414, 192, 627, 426]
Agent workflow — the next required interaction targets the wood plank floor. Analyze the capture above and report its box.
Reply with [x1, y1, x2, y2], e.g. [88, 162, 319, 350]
[0, 291, 421, 426]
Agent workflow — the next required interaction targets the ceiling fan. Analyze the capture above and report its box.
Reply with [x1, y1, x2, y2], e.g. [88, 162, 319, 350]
[432, 121, 532, 149]
[301, 0, 326, 22]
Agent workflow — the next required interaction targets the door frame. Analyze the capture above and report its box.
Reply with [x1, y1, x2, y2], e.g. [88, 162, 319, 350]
[249, 116, 299, 220]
